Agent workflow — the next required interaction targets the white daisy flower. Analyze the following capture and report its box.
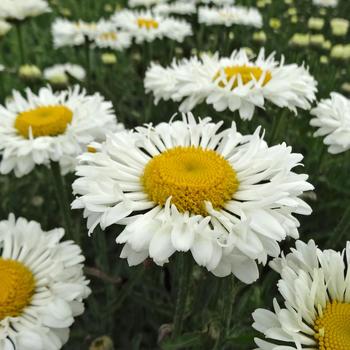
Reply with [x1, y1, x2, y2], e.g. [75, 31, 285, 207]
[145, 49, 317, 120]
[128, 0, 167, 8]
[200, 0, 235, 5]
[52, 18, 100, 48]
[0, 0, 50, 21]
[0, 19, 11, 37]
[153, 2, 196, 16]
[0, 214, 90, 350]
[52, 19, 131, 51]
[44, 63, 86, 85]
[312, 0, 338, 7]
[72, 114, 313, 284]
[111, 10, 192, 44]
[310, 92, 350, 154]
[198, 6, 263, 28]
[253, 239, 350, 350]
[0, 85, 121, 177]
[93, 20, 132, 51]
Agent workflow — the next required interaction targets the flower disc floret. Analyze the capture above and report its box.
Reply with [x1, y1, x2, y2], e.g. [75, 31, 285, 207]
[137, 17, 159, 29]
[14, 105, 73, 138]
[314, 301, 350, 350]
[214, 65, 272, 89]
[0, 258, 35, 320]
[98, 31, 118, 40]
[142, 146, 239, 215]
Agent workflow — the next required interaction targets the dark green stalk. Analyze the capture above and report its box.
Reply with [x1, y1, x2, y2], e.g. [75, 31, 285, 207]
[50, 161, 77, 242]
[213, 276, 236, 350]
[15, 22, 26, 64]
[84, 39, 92, 91]
[172, 253, 192, 339]
[268, 110, 286, 145]
[110, 266, 145, 312]
[329, 205, 350, 248]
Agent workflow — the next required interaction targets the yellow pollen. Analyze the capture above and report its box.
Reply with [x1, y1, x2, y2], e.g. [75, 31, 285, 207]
[99, 32, 118, 41]
[213, 65, 272, 89]
[0, 258, 35, 320]
[314, 301, 350, 350]
[14, 105, 73, 138]
[75, 22, 97, 30]
[137, 18, 159, 30]
[142, 146, 239, 216]
[87, 146, 97, 153]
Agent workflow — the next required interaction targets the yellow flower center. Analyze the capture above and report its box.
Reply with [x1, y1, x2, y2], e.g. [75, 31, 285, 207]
[137, 18, 159, 30]
[14, 105, 73, 138]
[0, 258, 35, 320]
[314, 301, 350, 350]
[142, 146, 239, 216]
[213, 65, 272, 89]
[99, 32, 118, 41]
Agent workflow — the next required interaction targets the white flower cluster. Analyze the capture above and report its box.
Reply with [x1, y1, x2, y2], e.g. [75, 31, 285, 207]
[198, 6, 263, 28]
[111, 9, 192, 43]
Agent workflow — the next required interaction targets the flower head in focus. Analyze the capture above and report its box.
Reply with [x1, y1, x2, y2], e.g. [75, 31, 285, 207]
[0, 214, 90, 350]
[0, 86, 121, 176]
[253, 239, 350, 350]
[72, 114, 313, 283]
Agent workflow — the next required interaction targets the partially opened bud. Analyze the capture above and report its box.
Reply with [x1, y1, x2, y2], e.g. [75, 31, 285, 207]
[89, 336, 114, 350]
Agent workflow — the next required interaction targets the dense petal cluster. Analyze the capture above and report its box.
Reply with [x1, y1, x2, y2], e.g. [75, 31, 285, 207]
[0, 214, 90, 350]
[0, 20, 11, 37]
[312, 0, 338, 7]
[52, 19, 131, 50]
[253, 240, 350, 349]
[145, 49, 317, 120]
[43, 63, 86, 84]
[52, 18, 97, 48]
[154, 1, 196, 16]
[310, 92, 350, 154]
[128, 0, 167, 7]
[199, 0, 235, 5]
[72, 115, 313, 284]
[0, 86, 122, 177]
[198, 6, 263, 28]
[93, 21, 132, 51]
[0, 0, 50, 21]
[111, 10, 192, 43]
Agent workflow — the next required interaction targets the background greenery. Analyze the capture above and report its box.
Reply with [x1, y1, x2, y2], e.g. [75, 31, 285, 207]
[0, 0, 350, 348]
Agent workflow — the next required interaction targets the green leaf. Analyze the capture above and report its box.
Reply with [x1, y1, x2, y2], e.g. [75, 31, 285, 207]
[161, 332, 204, 350]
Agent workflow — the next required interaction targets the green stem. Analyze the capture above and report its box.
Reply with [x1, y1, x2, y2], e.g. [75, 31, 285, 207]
[317, 144, 327, 174]
[329, 205, 350, 248]
[92, 227, 116, 333]
[213, 276, 236, 350]
[268, 110, 286, 145]
[172, 253, 192, 339]
[110, 266, 145, 312]
[50, 161, 77, 242]
[15, 22, 26, 65]
[196, 25, 204, 50]
[84, 39, 92, 91]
